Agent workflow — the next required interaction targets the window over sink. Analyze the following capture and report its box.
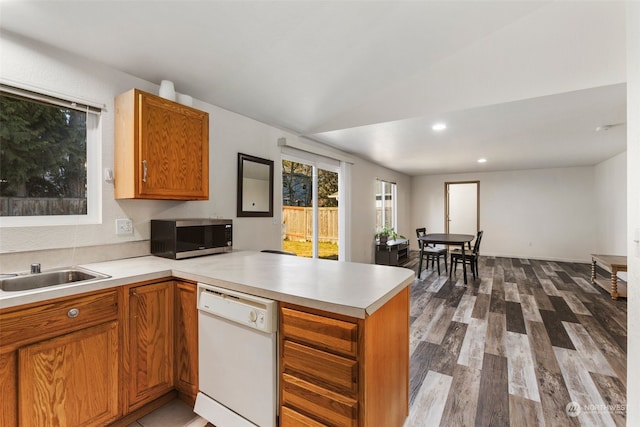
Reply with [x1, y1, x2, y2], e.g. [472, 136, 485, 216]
[0, 84, 102, 226]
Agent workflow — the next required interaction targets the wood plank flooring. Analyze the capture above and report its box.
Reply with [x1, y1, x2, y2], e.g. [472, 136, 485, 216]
[405, 252, 627, 427]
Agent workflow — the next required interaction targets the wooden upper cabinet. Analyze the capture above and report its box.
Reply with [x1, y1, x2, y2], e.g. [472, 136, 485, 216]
[114, 89, 209, 200]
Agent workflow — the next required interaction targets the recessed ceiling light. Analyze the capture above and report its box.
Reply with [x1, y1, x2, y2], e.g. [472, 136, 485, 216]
[477, 158, 487, 163]
[432, 122, 447, 131]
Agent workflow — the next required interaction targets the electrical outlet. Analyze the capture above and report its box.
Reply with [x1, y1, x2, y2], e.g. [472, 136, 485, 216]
[116, 218, 133, 235]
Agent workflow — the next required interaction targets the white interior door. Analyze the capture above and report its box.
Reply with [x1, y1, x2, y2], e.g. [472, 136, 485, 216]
[446, 182, 479, 235]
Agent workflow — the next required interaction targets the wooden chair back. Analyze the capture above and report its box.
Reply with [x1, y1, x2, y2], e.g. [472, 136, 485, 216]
[472, 230, 484, 254]
[416, 228, 426, 249]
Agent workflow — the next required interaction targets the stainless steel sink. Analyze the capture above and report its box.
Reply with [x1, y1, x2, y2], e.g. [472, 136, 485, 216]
[0, 267, 110, 292]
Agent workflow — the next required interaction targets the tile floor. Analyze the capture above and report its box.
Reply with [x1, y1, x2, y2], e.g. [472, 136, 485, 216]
[125, 399, 207, 427]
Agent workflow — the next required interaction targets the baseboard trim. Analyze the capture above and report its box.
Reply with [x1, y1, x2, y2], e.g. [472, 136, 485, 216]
[479, 252, 591, 264]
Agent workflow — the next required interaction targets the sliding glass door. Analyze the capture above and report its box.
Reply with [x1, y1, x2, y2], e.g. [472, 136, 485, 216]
[282, 157, 339, 260]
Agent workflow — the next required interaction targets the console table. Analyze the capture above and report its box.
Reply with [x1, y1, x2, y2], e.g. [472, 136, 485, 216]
[375, 238, 409, 266]
[590, 254, 627, 300]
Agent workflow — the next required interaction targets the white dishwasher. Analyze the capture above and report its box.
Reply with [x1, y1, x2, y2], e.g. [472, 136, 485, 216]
[194, 283, 278, 427]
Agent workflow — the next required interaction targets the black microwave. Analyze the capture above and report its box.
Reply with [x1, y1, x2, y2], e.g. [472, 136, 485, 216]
[151, 219, 232, 259]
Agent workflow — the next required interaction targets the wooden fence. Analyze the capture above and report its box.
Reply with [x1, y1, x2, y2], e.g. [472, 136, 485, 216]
[282, 206, 338, 243]
[0, 197, 87, 216]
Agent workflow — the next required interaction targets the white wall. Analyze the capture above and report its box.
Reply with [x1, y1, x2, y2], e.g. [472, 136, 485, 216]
[411, 167, 597, 262]
[0, 31, 410, 268]
[594, 151, 627, 255]
[0, 30, 289, 257]
[626, 1, 639, 423]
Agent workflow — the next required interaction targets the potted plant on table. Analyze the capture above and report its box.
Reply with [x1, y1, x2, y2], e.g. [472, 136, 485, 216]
[375, 226, 398, 245]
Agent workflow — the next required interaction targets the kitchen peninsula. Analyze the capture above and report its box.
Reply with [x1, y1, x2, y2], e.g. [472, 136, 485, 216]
[0, 251, 414, 427]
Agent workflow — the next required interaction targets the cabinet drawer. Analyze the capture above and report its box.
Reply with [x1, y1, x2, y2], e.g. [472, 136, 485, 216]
[282, 341, 357, 396]
[281, 307, 358, 357]
[282, 373, 357, 427]
[0, 290, 118, 350]
[280, 406, 326, 427]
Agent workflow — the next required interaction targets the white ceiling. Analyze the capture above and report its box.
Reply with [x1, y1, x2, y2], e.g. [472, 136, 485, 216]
[0, 1, 628, 176]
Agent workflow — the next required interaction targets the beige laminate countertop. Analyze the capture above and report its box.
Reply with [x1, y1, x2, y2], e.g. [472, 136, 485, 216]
[0, 251, 415, 318]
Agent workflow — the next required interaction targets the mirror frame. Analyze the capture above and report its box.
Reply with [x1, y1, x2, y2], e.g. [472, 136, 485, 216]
[237, 153, 274, 217]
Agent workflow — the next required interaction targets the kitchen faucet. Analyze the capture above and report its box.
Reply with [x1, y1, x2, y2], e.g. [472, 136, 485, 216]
[30, 263, 41, 274]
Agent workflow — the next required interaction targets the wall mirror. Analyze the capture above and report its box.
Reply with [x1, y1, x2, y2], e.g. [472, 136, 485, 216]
[237, 153, 274, 217]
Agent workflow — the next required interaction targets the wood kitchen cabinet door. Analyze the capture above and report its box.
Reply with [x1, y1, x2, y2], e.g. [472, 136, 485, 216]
[115, 89, 209, 200]
[18, 321, 120, 427]
[127, 281, 175, 410]
[0, 351, 18, 427]
[174, 280, 198, 403]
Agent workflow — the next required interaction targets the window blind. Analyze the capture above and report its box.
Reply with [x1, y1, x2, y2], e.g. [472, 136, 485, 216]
[0, 83, 104, 114]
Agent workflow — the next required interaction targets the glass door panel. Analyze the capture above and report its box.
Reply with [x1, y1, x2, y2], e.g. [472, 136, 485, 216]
[282, 159, 339, 260]
[282, 160, 313, 257]
[318, 168, 339, 260]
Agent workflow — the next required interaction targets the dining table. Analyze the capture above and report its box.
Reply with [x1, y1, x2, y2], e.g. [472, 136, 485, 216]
[418, 233, 475, 284]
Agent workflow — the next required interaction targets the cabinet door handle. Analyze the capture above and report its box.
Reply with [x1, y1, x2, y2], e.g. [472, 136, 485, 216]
[142, 160, 148, 183]
[67, 308, 80, 318]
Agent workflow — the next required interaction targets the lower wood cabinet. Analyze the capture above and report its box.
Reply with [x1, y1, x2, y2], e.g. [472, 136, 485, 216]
[0, 290, 120, 427]
[280, 306, 360, 426]
[174, 280, 199, 403]
[0, 351, 18, 427]
[19, 321, 120, 426]
[279, 286, 409, 427]
[125, 280, 175, 411]
[280, 406, 327, 427]
[0, 279, 200, 427]
[0, 277, 407, 427]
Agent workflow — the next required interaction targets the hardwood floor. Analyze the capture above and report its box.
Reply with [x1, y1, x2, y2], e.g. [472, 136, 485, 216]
[405, 252, 627, 427]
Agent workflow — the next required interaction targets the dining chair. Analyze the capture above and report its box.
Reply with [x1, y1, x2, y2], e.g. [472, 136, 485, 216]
[416, 228, 448, 275]
[450, 230, 483, 280]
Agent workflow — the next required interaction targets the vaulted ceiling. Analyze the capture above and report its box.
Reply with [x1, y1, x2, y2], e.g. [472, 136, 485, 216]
[0, 1, 627, 175]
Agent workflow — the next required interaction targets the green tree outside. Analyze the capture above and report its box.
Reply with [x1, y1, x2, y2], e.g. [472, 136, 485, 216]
[281, 160, 338, 207]
[0, 94, 87, 199]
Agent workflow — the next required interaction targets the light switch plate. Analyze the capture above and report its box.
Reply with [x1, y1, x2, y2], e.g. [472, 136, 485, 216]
[104, 168, 114, 182]
[116, 218, 133, 235]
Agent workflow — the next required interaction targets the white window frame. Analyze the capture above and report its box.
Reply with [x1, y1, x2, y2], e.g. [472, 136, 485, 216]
[0, 84, 103, 227]
[376, 178, 397, 232]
